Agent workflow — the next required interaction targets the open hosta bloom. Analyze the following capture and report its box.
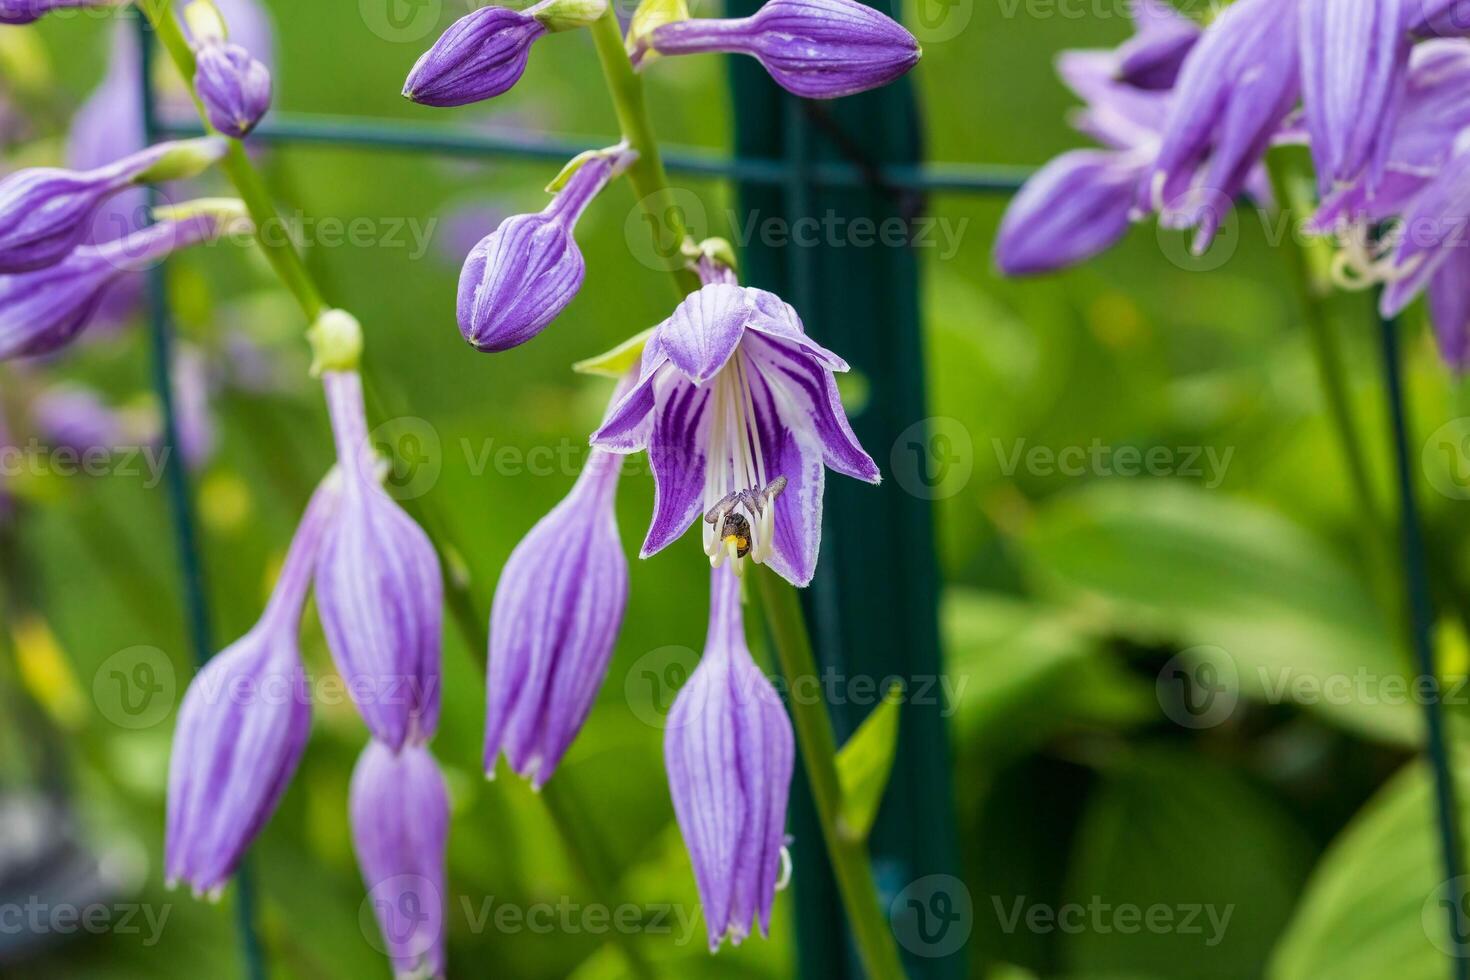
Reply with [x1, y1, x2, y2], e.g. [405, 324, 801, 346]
[485, 438, 627, 788]
[644, 0, 920, 99]
[0, 137, 225, 273]
[1108, 0, 1199, 90]
[316, 369, 443, 751]
[350, 740, 450, 980]
[592, 272, 879, 587]
[165, 480, 332, 896]
[667, 564, 794, 950]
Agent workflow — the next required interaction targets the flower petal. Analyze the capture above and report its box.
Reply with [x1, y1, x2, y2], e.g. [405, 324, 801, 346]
[642, 372, 713, 557]
[658, 283, 753, 385]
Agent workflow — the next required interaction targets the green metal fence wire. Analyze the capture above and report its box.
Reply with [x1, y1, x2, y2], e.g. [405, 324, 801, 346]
[125, 10, 1466, 980]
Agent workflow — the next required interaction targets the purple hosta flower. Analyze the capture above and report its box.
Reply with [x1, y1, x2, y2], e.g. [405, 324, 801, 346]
[996, 149, 1146, 276]
[0, 210, 235, 362]
[1411, 0, 1470, 36]
[458, 150, 632, 352]
[165, 482, 333, 896]
[315, 369, 443, 751]
[29, 384, 133, 451]
[350, 740, 450, 980]
[1110, 0, 1200, 90]
[0, 0, 115, 23]
[1311, 40, 1470, 231]
[0, 138, 225, 274]
[1300, 0, 1410, 193]
[404, 5, 547, 107]
[666, 563, 793, 950]
[592, 276, 879, 586]
[645, 0, 920, 100]
[195, 42, 272, 138]
[1142, 0, 1302, 253]
[1379, 146, 1470, 351]
[485, 395, 629, 787]
[173, 343, 219, 468]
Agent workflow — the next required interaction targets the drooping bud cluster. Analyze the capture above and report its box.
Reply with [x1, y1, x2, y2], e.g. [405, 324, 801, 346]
[186, 0, 274, 138]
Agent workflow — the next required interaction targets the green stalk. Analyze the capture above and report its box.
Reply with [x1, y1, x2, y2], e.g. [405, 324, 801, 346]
[139, 5, 655, 977]
[587, 9, 701, 297]
[756, 570, 908, 980]
[586, 10, 909, 974]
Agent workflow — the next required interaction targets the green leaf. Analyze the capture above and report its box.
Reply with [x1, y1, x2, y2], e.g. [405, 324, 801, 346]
[1022, 482, 1416, 744]
[572, 327, 654, 377]
[1062, 747, 1313, 979]
[1268, 751, 1470, 980]
[836, 682, 904, 842]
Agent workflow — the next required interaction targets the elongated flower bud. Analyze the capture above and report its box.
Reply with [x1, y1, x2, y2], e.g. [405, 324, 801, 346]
[1111, 0, 1199, 90]
[458, 151, 629, 352]
[403, 5, 547, 107]
[485, 427, 628, 787]
[350, 740, 449, 980]
[315, 370, 443, 751]
[666, 564, 794, 951]
[1300, 0, 1409, 192]
[0, 0, 117, 23]
[996, 148, 1143, 276]
[165, 481, 333, 896]
[0, 137, 226, 274]
[646, 0, 920, 100]
[0, 210, 234, 362]
[195, 41, 273, 138]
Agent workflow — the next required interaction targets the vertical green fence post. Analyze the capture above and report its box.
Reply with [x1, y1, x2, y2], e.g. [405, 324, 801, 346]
[727, 8, 965, 976]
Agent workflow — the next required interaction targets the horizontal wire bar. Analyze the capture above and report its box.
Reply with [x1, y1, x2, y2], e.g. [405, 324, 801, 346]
[152, 112, 1033, 193]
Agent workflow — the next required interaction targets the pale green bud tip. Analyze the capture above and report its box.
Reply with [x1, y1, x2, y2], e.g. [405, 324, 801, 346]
[530, 0, 607, 32]
[696, 237, 738, 272]
[183, 0, 227, 45]
[151, 196, 251, 234]
[135, 137, 229, 184]
[308, 309, 364, 376]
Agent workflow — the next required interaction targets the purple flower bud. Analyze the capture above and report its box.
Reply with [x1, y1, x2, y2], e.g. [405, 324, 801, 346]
[0, 0, 116, 24]
[995, 148, 1143, 276]
[1111, 0, 1201, 91]
[195, 41, 273, 138]
[165, 482, 331, 896]
[666, 564, 794, 951]
[403, 5, 547, 108]
[1142, 0, 1302, 253]
[485, 439, 627, 788]
[0, 138, 226, 274]
[648, 0, 921, 100]
[350, 740, 449, 980]
[1300, 0, 1410, 192]
[30, 384, 130, 452]
[457, 153, 625, 352]
[1429, 246, 1470, 369]
[0, 212, 231, 362]
[1380, 146, 1470, 320]
[315, 370, 443, 751]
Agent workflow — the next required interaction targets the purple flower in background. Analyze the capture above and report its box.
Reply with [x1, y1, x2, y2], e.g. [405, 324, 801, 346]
[29, 384, 132, 451]
[1110, 0, 1200, 90]
[173, 343, 219, 468]
[350, 740, 450, 980]
[485, 390, 628, 788]
[1300, 0, 1410, 192]
[666, 563, 793, 950]
[592, 275, 879, 587]
[996, 149, 1145, 276]
[0, 210, 235, 362]
[0, 0, 115, 23]
[0, 138, 225, 274]
[1142, 0, 1302, 253]
[458, 150, 632, 352]
[645, 0, 921, 100]
[315, 370, 443, 751]
[195, 42, 273, 138]
[165, 482, 332, 896]
[404, 5, 548, 107]
[1378, 147, 1470, 318]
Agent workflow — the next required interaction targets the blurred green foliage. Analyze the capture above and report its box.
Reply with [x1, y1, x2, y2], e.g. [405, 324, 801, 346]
[4, 1, 1470, 978]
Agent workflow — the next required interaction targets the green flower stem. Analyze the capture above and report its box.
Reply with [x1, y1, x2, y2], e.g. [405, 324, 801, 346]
[139, 5, 654, 977]
[587, 8, 701, 297]
[756, 570, 908, 980]
[586, 8, 909, 973]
